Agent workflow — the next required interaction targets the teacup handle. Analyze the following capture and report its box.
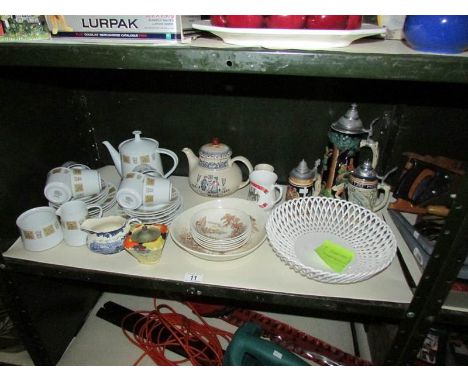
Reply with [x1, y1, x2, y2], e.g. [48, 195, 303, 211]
[230, 156, 254, 190]
[156, 148, 179, 179]
[87, 204, 103, 218]
[373, 183, 391, 212]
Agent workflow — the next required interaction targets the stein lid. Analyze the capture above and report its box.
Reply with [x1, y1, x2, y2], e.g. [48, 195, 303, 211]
[199, 138, 232, 160]
[353, 160, 377, 180]
[289, 159, 317, 180]
[331, 104, 366, 135]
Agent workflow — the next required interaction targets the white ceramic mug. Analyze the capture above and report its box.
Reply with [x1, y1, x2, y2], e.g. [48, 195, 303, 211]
[254, 163, 275, 172]
[44, 167, 73, 204]
[143, 175, 172, 206]
[116, 172, 145, 210]
[56, 200, 103, 246]
[247, 170, 283, 210]
[16, 207, 63, 251]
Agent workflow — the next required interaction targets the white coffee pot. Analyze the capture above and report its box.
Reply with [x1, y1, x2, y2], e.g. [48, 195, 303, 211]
[102, 130, 178, 178]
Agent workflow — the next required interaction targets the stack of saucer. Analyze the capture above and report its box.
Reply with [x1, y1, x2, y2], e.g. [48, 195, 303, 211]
[119, 186, 183, 225]
[189, 207, 252, 252]
[49, 180, 118, 217]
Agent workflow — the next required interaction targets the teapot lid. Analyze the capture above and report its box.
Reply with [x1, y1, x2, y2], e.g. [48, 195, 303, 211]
[199, 138, 232, 159]
[331, 104, 366, 135]
[120, 130, 158, 153]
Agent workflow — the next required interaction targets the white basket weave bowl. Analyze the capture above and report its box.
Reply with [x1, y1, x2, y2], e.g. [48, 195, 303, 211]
[266, 197, 397, 284]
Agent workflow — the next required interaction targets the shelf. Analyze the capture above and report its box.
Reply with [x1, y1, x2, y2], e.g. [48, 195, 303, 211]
[3, 166, 413, 321]
[57, 291, 371, 365]
[0, 37, 467, 83]
[0, 349, 33, 366]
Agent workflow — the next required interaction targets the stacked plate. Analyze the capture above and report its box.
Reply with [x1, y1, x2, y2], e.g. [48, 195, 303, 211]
[119, 186, 183, 225]
[190, 207, 252, 252]
[170, 198, 268, 261]
[49, 180, 118, 217]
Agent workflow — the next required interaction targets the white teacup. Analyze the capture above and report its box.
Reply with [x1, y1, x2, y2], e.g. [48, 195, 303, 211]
[16, 207, 63, 251]
[116, 172, 145, 210]
[248, 170, 283, 210]
[254, 163, 275, 172]
[44, 167, 73, 204]
[69, 168, 102, 198]
[142, 175, 172, 206]
[61, 161, 91, 170]
[56, 200, 103, 246]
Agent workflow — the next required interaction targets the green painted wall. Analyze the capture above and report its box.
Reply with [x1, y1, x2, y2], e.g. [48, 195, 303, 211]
[0, 66, 466, 244]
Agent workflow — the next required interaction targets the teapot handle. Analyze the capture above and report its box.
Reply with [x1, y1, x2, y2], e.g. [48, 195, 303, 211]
[156, 148, 179, 178]
[230, 156, 254, 190]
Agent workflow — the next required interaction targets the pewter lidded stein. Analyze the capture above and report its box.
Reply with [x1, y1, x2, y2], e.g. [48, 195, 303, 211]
[321, 104, 379, 197]
[286, 159, 321, 200]
[347, 160, 391, 211]
[182, 138, 253, 197]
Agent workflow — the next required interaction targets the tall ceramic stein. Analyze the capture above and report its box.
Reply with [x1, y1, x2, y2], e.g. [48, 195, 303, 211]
[321, 104, 379, 198]
[347, 160, 390, 212]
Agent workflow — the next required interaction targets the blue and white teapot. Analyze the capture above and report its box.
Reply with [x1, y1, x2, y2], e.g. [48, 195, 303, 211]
[182, 138, 253, 197]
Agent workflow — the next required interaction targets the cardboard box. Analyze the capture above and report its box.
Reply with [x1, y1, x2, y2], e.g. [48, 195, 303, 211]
[44, 15, 200, 42]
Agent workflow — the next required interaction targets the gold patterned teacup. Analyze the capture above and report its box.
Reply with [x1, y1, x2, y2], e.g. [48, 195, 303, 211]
[16, 207, 63, 251]
[69, 168, 102, 199]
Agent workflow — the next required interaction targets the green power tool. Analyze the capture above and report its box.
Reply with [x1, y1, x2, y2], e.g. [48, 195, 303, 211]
[223, 322, 309, 366]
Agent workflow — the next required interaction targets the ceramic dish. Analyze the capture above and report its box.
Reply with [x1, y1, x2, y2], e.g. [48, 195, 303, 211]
[192, 20, 386, 50]
[170, 198, 267, 261]
[190, 207, 251, 241]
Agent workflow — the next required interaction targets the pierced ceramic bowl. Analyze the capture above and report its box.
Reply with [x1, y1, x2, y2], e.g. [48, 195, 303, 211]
[266, 197, 396, 284]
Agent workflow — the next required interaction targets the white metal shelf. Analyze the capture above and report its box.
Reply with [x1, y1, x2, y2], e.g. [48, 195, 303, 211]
[57, 291, 370, 366]
[4, 166, 413, 306]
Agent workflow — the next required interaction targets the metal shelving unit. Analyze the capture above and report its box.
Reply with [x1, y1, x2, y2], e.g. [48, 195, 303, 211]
[0, 38, 466, 365]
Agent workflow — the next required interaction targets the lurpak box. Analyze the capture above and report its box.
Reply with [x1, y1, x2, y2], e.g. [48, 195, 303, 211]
[45, 15, 200, 42]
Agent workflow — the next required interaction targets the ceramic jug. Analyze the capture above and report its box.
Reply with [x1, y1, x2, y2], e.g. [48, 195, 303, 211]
[102, 130, 178, 178]
[182, 138, 253, 197]
[80, 215, 141, 254]
[346, 160, 390, 212]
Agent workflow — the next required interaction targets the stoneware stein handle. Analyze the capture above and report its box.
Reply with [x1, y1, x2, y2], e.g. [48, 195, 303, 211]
[156, 148, 179, 179]
[87, 205, 103, 218]
[373, 182, 391, 212]
[230, 156, 254, 190]
[359, 139, 379, 169]
[313, 174, 322, 196]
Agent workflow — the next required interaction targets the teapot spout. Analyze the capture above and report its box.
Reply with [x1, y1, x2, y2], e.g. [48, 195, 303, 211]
[102, 141, 122, 176]
[182, 148, 199, 171]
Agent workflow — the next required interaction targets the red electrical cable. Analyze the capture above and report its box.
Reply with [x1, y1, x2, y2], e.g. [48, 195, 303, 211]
[121, 299, 233, 366]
